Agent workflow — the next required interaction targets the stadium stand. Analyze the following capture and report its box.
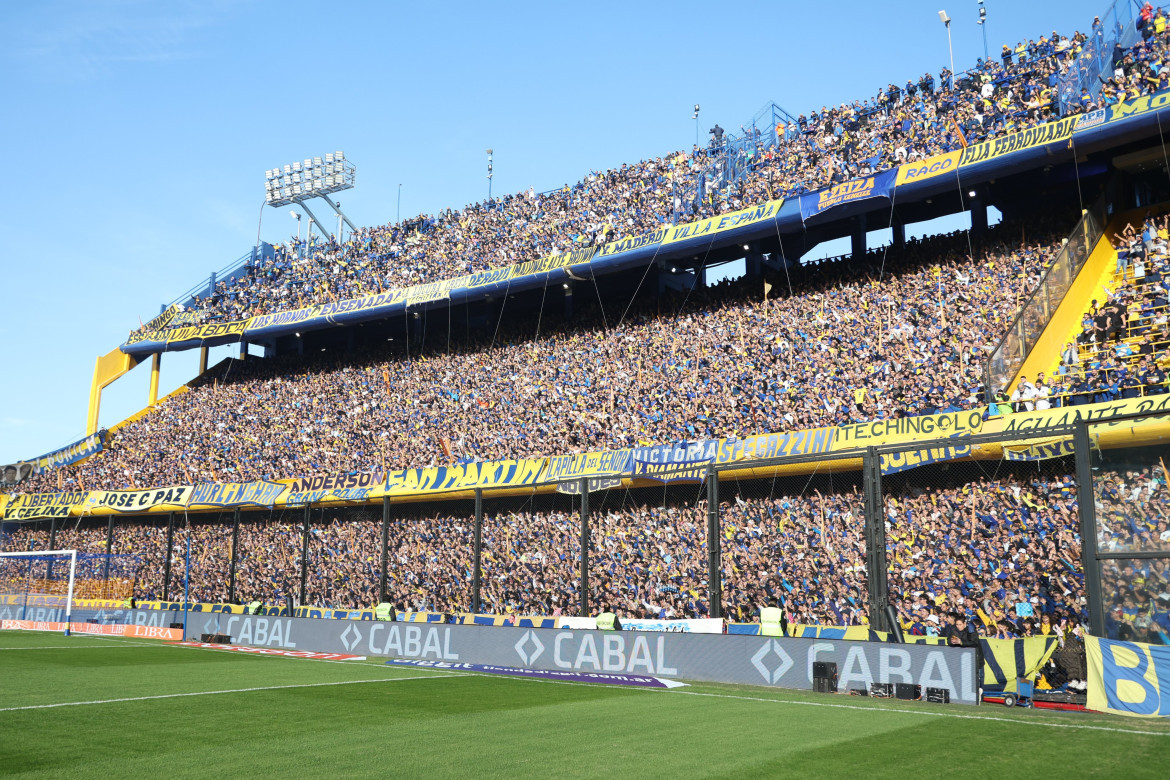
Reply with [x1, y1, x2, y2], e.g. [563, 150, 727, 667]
[126, 16, 1170, 336]
[20, 211, 1075, 493]
[9, 10, 1170, 701]
[0, 462, 1092, 636]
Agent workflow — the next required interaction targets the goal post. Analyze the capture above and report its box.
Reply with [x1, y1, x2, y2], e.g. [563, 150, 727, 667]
[0, 549, 78, 635]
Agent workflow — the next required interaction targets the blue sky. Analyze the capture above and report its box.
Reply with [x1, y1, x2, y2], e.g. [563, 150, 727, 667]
[0, 0, 1106, 464]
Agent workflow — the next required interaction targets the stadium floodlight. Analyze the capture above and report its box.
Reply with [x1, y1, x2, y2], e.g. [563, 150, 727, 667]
[486, 149, 494, 200]
[939, 10, 955, 85]
[264, 151, 356, 210]
[977, 0, 989, 62]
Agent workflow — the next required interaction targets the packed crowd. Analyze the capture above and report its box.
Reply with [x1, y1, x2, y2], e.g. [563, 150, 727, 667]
[129, 15, 1170, 333]
[23, 214, 1070, 493]
[0, 465, 1108, 642]
[1000, 211, 1170, 411]
[1095, 462, 1170, 643]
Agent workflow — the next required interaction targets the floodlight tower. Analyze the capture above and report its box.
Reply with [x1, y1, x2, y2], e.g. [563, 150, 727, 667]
[486, 149, 494, 200]
[977, 0, 989, 64]
[264, 152, 358, 242]
[939, 11, 956, 87]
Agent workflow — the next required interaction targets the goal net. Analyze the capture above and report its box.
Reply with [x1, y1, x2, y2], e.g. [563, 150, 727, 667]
[0, 551, 141, 634]
[0, 550, 78, 632]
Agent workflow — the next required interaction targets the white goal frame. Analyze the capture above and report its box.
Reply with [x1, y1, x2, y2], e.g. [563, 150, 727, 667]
[0, 549, 78, 635]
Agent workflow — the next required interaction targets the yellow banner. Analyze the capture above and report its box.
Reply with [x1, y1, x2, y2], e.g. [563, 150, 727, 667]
[164, 319, 249, 344]
[2, 491, 89, 520]
[276, 471, 388, 506]
[959, 116, 1077, 167]
[385, 459, 547, 496]
[316, 289, 405, 317]
[987, 394, 1170, 440]
[831, 409, 985, 451]
[663, 199, 785, 245]
[596, 226, 671, 258]
[1104, 89, 1170, 122]
[1086, 635, 1170, 717]
[513, 246, 597, 277]
[83, 487, 193, 515]
[895, 150, 960, 186]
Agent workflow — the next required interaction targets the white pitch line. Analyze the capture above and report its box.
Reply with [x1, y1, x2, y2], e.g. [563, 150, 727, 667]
[0, 673, 470, 713]
[453, 671, 1170, 738]
[0, 646, 138, 651]
[666, 689, 1170, 738]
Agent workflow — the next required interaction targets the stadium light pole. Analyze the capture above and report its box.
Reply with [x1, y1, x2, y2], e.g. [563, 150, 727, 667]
[693, 104, 701, 149]
[939, 11, 956, 86]
[264, 152, 356, 243]
[335, 200, 343, 243]
[290, 210, 303, 259]
[397, 183, 402, 224]
[486, 149, 493, 200]
[977, 0, 989, 63]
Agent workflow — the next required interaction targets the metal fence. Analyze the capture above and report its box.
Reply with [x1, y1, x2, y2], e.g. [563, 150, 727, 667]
[985, 198, 1106, 398]
[1079, 410, 1170, 640]
[1058, 0, 1140, 115]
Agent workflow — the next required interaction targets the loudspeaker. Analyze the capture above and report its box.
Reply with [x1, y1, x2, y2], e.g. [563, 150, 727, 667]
[926, 687, 951, 704]
[895, 683, 922, 700]
[869, 682, 893, 697]
[812, 661, 838, 693]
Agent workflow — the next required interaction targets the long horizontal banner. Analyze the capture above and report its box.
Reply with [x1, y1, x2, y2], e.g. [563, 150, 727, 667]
[556, 617, 724, 633]
[184, 615, 978, 702]
[6, 395, 1170, 518]
[0, 619, 182, 640]
[126, 197, 791, 354]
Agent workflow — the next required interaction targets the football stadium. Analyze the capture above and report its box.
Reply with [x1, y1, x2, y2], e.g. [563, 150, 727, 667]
[5, 0, 1170, 775]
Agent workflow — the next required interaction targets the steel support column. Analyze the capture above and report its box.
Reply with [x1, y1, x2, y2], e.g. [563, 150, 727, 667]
[163, 512, 174, 601]
[228, 509, 241, 603]
[473, 489, 483, 614]
[299, 505, 311, 607]
[379, 497, 390, 604]
[579, 478, 590, 616]
[863, 446, 891, 630]
[1074, 423, 1105, 635]
[706, 468, 722, 620]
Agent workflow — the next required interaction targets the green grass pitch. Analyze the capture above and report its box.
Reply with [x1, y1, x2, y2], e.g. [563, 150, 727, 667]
[1, 630, 1167, 778]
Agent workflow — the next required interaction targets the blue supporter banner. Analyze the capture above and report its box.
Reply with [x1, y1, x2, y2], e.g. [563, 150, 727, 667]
[799, 169, 896, 223]
[30, 433, 104, 474]
[632, 441, 716, 483]
[1002, 438, 1075, 462]
[879, 443, 972, 475]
